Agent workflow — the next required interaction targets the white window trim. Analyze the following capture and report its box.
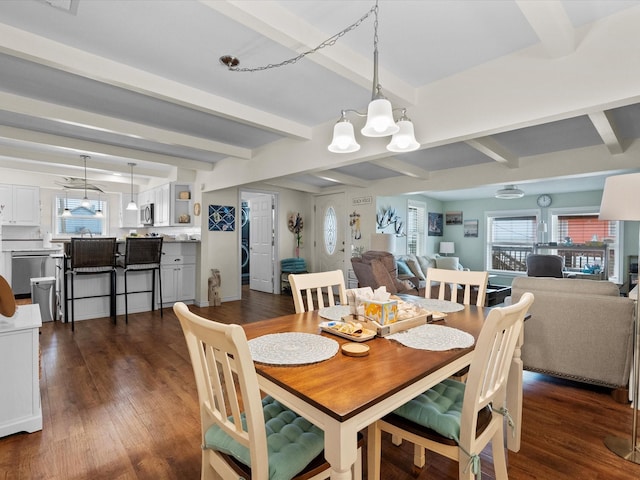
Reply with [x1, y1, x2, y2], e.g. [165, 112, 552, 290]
[485, 209, 540, 275]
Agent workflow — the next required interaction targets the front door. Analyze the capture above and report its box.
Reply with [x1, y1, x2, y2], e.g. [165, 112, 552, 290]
[315, 193, 346, 274]
[249, 194, 275, 293]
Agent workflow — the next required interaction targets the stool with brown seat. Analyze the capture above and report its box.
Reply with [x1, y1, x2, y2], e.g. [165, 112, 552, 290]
[117, 237, 163, 323]
[67, 237, 117, 331]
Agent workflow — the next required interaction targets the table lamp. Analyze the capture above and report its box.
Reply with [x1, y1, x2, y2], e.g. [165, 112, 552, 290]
[370, 233, 395, 252]
[439, 241, 455, 257]
[599, 172, 640, 464]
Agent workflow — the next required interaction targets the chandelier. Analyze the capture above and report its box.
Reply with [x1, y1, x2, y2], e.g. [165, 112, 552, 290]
[219, 1, 418, 154]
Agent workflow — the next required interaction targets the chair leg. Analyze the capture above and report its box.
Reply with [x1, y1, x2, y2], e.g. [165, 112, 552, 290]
[492, 427, 508, 479]
[124, 269, 129, 324]
[111, 269, 117, 324]
[70, 273, 75, 332]
[151, 268, 155, 312]
[367, 423, 382, 480]
[158, 266, 163, 317]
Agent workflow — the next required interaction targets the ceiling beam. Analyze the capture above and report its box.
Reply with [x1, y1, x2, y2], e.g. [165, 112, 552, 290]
[370, 158, 430, 179]
[515, 0, 575, 58]
[0, 22, 312, 140]
[588, 111, 624, 155]
[310, 170, 370, 188]
[261, 178, 323, 194]
[465, 137, 519, 169]
[0, 126, 214, 172]
[203, 0, 415, 106]
[0, 92, 252, 160]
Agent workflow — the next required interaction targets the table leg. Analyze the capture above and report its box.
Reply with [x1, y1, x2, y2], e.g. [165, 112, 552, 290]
[506, 328, 524, 452]
[323, 424, 359, 480]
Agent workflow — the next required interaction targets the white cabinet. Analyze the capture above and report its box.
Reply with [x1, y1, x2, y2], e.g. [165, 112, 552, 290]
[160, 242, 197, 305]
[0, 184, 40, 225]
[154, 184, 170, 226]
[170, 182, 193, 226]
[0, 304, 42, 438]
[119, 192, 138, 228]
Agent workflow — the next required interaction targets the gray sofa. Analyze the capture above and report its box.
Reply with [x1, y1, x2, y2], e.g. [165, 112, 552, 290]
[511, 276, 634, 389]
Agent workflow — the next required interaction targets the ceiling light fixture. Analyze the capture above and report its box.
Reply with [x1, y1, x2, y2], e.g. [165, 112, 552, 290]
[218, 1, 417, 154]
[95, 192, 103, 217]
[495, 185, 525, 199]
[126, 162, 138, 211]
[328, 1, 419, 154]
[80, 154, 91, 209]
[62, 189, 71, 217]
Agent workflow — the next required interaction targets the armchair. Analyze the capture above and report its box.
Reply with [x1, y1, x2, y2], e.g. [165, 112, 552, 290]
[351, 251, 421, 295]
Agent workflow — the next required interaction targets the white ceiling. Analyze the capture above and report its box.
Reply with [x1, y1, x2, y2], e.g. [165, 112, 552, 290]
[0, 0, 640, 199]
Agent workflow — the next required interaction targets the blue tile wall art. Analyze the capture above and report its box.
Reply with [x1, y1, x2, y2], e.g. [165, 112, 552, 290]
[208, 205, 236, 231]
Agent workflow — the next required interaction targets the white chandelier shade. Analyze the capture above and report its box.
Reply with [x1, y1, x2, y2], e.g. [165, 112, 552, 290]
[361, 98, 399, 137]
[387, 117, 420, 152]
[328, 120, 361, 153]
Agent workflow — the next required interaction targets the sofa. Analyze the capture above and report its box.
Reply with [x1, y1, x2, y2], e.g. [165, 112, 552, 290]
[510, 276, 634, 390]
[350, 251, 466, 298]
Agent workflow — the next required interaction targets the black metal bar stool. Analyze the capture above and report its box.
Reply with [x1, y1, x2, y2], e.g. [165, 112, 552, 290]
[117, 237, 163, 323]
[67, 237, 117, 332]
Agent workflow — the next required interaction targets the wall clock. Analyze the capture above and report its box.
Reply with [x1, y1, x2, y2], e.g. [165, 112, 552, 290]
[537, 194, 552, 208]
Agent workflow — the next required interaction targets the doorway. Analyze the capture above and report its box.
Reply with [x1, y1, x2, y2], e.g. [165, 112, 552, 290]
[314, 193, 347, 274]
[240, 191, 277, 294]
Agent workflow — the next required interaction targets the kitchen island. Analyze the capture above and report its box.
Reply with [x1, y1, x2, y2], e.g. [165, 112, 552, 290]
[53, 238, 200, 323]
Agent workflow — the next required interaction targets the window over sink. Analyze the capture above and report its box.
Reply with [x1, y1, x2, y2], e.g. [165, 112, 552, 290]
[54, 193, 108, 237]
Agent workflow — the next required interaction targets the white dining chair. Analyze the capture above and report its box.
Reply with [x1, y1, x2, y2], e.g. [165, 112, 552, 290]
[288, 270, 347, 313]
[173, 302, 362, 480]
[367, 292, 534, 480]
[426, 268, 490, 307]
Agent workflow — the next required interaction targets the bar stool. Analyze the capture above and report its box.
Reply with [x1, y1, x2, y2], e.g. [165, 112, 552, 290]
[117, 237, 163, 323]
[67, 237, 117, 332]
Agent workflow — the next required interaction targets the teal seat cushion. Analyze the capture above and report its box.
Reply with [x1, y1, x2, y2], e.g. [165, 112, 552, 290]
[392, 378, 465, 442]
[204, 395, 325, 480]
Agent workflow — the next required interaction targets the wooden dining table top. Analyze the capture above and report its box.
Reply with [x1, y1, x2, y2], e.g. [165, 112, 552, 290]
[242, 305, 487, 422]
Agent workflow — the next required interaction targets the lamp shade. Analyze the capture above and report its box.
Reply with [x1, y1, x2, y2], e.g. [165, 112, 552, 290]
[599, 173, 640, 221]
[361, 98, 399, 137]
[370, 233, 395, 252]
[439, 241, 455, 255]
[328, 121, 360, 153]
[387, 119, 420, 152]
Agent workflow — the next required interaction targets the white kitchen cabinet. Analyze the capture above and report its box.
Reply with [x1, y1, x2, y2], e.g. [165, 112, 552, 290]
[0, 304, 42, 438]
[170, 182, 193, 226]
[160, 242, 197, 304]
[0, 184, 40, 225]
[154, 184, 170, 226]
[119, 192, 139, 228]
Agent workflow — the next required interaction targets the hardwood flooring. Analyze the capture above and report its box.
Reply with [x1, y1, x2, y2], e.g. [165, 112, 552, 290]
[2, 287, 640, 479]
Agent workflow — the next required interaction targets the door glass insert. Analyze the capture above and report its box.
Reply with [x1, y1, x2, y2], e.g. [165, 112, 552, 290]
[324, 206, 337, 254]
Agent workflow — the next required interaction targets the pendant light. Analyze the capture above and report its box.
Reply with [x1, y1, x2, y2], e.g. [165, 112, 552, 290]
[80, 155, 91, 208]
[95, 192, 103, 217]
[126, 162, 138, 211]
[62, 189, 71, 217]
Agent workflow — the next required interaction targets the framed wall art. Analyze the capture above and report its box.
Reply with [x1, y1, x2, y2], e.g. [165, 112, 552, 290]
[446, 211, 463, 225]
[464, 219, 479, 238]
[428, 212, 443, 236]
[208, 205, 235, 231]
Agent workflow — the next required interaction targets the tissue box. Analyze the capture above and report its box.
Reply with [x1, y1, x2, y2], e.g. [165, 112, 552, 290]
[363, 300, 398, 325]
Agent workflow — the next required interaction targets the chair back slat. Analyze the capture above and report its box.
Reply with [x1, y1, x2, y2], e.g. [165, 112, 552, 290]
[425, 268, 489, 307]
[289, 270, 347, 313]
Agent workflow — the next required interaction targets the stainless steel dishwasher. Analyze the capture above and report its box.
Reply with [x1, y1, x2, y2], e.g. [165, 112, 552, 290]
[11, 250, 56, 298]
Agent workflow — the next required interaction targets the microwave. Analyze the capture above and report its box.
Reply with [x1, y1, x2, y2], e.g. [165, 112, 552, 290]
[140, 203, 154, 226]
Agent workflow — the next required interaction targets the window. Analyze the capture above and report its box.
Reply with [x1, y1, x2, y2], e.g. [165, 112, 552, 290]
[406, 200, 426, 255]
[55, 193, 108, 237]
[550, 208, 621, 282]
[486, 210, 538, 273]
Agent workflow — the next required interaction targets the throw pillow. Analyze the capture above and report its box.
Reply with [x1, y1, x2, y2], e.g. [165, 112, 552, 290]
[417, 255, 437, 275]
[396, 260, 413, 276]
[405, 257, 426, 280]
[436, 257, 460, 270]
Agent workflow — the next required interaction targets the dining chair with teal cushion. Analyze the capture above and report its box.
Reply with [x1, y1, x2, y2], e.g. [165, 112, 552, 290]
[173, 302, 362, 480]
[368, 292, 534, 480]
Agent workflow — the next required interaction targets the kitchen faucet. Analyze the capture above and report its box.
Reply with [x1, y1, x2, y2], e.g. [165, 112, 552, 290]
[79, 228, 93, 238]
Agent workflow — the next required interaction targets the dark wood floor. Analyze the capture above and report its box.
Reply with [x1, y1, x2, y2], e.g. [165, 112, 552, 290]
[2, 287, 640, 479]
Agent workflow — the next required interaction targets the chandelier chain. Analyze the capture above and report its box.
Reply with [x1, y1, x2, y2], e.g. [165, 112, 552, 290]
[226, 2, 377, 72]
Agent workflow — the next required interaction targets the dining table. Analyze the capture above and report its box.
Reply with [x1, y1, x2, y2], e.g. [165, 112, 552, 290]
[242, 302, 525, 480]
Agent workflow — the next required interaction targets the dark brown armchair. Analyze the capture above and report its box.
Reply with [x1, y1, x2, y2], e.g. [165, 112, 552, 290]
[526, 254, 564, 278]
[351, 251, 423, 295]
